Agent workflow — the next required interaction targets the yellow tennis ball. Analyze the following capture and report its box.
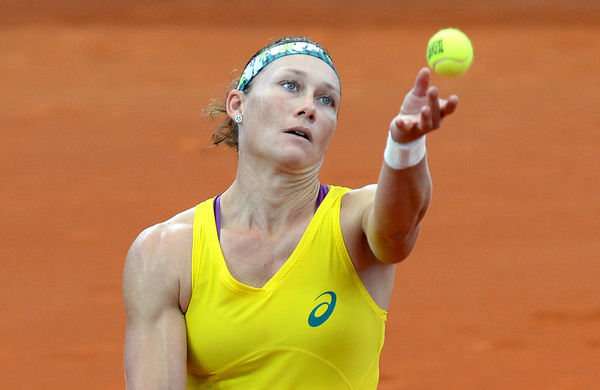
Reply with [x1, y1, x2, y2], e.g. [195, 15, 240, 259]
[427, 28, 473, 77]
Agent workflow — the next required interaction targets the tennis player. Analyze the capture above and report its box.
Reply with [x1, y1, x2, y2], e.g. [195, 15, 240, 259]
[123, 36, 458, 389]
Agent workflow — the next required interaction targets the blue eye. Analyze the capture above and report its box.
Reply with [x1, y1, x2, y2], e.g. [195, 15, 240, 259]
[320, 96, 332, 105]
[318, 95, 336, 107]
[282, 81, 297, 91]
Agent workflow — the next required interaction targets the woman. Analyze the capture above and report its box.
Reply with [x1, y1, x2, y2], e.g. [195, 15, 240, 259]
[123, 36, 458, 389]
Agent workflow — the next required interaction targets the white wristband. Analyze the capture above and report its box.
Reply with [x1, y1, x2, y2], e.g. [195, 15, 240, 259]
[383, 132, 427, 169]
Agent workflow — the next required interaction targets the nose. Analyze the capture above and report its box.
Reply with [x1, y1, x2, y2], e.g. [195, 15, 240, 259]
[296, 95, 316, 122]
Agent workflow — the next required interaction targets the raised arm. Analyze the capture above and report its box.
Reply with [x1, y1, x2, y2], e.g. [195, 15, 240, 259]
[346, 68, 458, 265]
[123, 222, 191, 389]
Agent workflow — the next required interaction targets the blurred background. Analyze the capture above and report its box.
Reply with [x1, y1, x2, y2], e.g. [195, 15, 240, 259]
[1, 1, 599, 388]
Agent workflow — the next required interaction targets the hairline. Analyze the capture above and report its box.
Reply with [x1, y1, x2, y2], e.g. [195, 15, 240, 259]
[244, 56, 342, 96]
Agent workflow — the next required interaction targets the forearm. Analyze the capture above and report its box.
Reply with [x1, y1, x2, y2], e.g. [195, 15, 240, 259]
[365, 152, 432, 263]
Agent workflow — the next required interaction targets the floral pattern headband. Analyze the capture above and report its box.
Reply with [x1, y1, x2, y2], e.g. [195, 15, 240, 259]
[237, 41, 338, 91]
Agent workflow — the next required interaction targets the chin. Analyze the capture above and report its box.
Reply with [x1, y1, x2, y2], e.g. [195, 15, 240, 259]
[276, 147, 320, 173]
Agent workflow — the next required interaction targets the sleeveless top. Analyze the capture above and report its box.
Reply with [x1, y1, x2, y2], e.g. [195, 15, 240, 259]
[185, 185, 387, 389]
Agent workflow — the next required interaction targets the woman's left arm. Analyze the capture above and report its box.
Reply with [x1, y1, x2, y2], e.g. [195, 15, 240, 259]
[362, 67, 458, 263]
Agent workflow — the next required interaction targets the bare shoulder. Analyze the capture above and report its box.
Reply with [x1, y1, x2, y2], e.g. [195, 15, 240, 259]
[340, 184, 377, 229]
[342, 184, 377, 209]
[123, 207, 195, 315]
[128, 208, 194, 257]
[125, 207, 195, 274]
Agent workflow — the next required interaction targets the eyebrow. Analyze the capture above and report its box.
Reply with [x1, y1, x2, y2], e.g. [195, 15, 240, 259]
[279, 68, 341, 95]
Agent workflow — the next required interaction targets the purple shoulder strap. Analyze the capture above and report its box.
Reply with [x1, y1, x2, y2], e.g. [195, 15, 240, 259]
[214, 195, 222, 240]
[213, 185, 329, 240]
[315, 184, 329, 210]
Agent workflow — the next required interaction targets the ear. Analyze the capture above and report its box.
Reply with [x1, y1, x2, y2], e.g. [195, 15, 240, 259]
[226, 90, 244, 121]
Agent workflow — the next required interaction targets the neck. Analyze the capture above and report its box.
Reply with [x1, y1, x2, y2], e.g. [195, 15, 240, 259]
[220, 163, 321, 234]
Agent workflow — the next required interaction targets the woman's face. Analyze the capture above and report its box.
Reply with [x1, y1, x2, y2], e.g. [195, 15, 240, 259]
[237, 54, 341, 172]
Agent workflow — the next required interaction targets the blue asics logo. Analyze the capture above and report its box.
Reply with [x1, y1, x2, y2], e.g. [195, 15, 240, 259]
[308, 291, 337, 327]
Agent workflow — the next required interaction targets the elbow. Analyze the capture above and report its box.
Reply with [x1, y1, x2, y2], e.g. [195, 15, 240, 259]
[368, 225, 421, 264]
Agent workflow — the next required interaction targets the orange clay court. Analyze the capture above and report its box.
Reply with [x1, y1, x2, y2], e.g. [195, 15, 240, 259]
[1, 1, 599, 389]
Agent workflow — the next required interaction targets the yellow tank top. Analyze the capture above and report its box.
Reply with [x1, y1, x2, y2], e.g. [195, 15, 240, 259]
[185, 186, 387, 389]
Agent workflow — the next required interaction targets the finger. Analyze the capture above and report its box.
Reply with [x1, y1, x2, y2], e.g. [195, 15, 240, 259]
[412, 67, 431, 97]
[397, 120, 409, 133]
[419, 105, 433, 131]
[395, 118, 412, 133]
[427, 87, 442, 128]
[394, 116, 418, 135]
[440, 94, 459, 117]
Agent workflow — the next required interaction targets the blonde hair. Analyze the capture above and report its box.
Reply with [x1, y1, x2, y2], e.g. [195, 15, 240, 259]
[204, 78, 240, 149]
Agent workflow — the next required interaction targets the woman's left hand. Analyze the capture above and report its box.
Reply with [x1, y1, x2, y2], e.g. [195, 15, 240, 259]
[390, 67, 459, 143]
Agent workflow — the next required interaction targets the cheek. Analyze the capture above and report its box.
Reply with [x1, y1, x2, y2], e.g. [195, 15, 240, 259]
[243, 97, 274, 130]
[318, 114, 337, 145]
[323, 110, 338, 133]
[248, 93, 286, 123]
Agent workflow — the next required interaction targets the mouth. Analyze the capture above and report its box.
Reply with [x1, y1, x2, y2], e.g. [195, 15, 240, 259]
[284, 127, 312, 142]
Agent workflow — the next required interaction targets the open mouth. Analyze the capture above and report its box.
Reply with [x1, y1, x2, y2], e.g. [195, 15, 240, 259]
[285, 129, 310, 142]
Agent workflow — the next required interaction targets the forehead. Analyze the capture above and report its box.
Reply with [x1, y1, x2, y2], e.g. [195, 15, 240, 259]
[255, 55, 341, 90]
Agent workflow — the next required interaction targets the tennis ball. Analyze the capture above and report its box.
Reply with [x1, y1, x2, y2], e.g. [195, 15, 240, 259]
[426, 28, 473, 77]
